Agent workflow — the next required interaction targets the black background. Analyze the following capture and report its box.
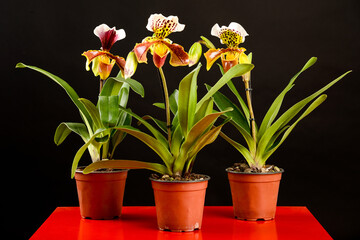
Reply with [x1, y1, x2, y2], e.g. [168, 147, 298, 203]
[3, 0, 360, 239]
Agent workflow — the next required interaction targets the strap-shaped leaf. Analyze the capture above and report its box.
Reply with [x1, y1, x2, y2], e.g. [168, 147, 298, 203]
[186, 123, 225, 167]
[173, 109, 231, 174]
[113, 126, 173, 171]
[194, 98, 213, 125]
[256, 70, 351, 159]
[197, 63, 254, 111]
[140, 115, 167, 133]
[178, 64, 201, 137]
[170, 124, 183, 159]
[118, 106, 169, 148]
[206, 84, 250, 134]
[16, 63, 93, 128]
[98, 95, 121, 127]
[79, 98, 103, 131]
[71, 128, 109, 178]
[260, 94, 328, 165]
[108, 75, 144, 97]
[258, 57, 317, 139]
[169, 89, 179, 115]
[219, 131, 255, 166]
[54, 122, 89, 145]
[83, 160, 169, 175]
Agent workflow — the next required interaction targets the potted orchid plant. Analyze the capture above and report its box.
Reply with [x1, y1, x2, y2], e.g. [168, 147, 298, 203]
[83, 14, 253, 231]
[16, 24, 144, 219]
[201, 22, 351, 220]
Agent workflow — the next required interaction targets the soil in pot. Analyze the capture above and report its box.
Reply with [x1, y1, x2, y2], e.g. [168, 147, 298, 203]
[227, 166, 283, 221]
[75, 168, 128, 220]
[150, 174, 210, 232]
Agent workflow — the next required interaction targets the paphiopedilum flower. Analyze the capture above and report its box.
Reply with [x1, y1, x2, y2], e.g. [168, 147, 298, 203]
[133, 14, 189, 68]
[204, 22, 249, 72]
[83, 24, 126, 80]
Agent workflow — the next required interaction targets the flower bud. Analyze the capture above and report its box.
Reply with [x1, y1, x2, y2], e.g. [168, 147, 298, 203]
[124, 51, 138, 79]
[188, 42, 202, 67]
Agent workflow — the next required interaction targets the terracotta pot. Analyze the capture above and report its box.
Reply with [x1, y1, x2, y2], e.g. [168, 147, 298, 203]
[150, 176, 210, 232]
[227, 169, 283, 221]
[75, 168, 128, 220]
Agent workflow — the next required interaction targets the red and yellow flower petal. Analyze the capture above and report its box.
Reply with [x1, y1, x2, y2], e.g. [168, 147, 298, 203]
[161, 41, 189, 67]
[133, 40, 158, 64]
[204, 48, 227, 70]
[204, 48, 246, 71]
[106, 52, 126, 74]
[153, 52, 168, 68]
[82, 50, 106, 71]
[82, 50, 125, 78]
[98, 55, 116, 80]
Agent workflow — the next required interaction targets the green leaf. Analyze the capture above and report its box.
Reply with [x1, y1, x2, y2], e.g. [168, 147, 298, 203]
[260, 94, 328, 165]
[118, 106, 169, 148]
[258, 57, 317, 139]
[108, 75, 144, 98]
[206, 84, 250, 134]
[54, 122, 89, 145]
[219, 131, 255, 166]
[197, 63, 254, 111]
[178, 64, 201, 137]
[173, 109, 231, 174]
[170, 124, 183, 159]
[200, 36, 216, 49]
[16, 63, 93, 128]
[153, 102, 165, 109]
[83, 160, 169, 175]
[100, 77, 123, 97]
[186, 123, 225, 169]
[227, 80, 250, 122]
[169, 89, 179, 115]
[140, 115, 167, 133]
[194, 97, 213, 124]
[113, 126, 173, 172]
[71, 128, 109, 178]
[217, 63, 250, 122]
[78, 98, 103, 130]
[256, 70, 351, 160]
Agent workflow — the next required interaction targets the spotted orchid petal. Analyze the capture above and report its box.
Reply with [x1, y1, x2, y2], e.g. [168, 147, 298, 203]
[204, 48, 245, 70]
[94, 24, 126, 51]
[211, 22, 248, 47]
[146, 14, 185, 39]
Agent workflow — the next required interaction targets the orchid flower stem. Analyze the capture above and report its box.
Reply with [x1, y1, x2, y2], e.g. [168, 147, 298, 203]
[244, 79, 257, 143]
[158, 67, 172, 147]
[99, 79, 104, 93]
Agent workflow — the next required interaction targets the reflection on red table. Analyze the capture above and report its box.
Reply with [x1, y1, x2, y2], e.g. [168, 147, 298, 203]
[30, 206, 332, 240]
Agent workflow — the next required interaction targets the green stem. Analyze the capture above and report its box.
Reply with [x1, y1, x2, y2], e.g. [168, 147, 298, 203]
[244, 79, 257, 144]
[158, 67, 172, 147]
[99, 79, 104, 94]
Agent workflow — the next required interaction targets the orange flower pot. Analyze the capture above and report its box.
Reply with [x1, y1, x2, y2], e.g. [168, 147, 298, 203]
[227, 169, 283, 221]
[150, 176, 210, 232]
[75, 168, 128, 220]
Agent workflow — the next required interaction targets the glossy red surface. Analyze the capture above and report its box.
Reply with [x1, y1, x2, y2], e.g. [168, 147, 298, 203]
[30, 206, 332, 240]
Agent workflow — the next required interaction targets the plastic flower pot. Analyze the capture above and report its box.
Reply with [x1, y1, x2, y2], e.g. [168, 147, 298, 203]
[150, 176, 210, 232]
[226, 169, 283, 221]
[75, 168, 128, 220]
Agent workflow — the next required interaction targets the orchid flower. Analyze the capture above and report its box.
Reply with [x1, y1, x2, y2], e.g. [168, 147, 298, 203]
[83, 24, 126, 80]
[204, 22, 249, 73]
[133, 14, 189, 68]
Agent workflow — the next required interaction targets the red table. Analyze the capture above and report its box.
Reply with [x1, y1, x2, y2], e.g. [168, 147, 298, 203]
[30, 206, 332, 240]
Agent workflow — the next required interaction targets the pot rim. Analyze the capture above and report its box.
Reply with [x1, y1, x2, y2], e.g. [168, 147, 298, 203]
[149, 174, 210, 183]
[226, 167, 284, 175]
[76, 166, 129, 174]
